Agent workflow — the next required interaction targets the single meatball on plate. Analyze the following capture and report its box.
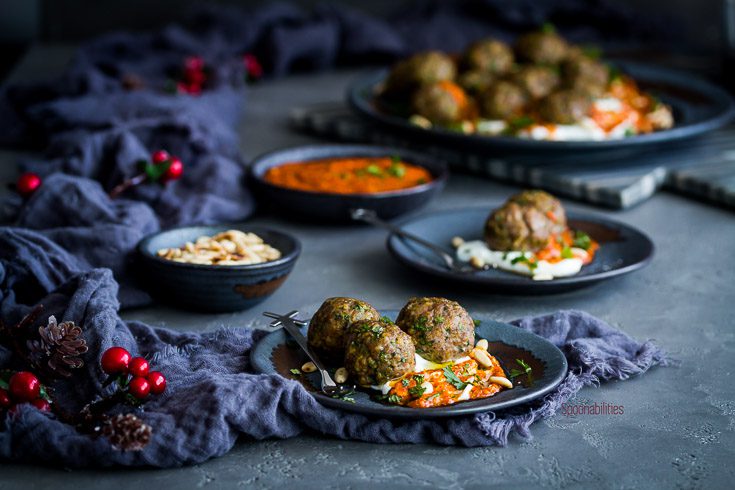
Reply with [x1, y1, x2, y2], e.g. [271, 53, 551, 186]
[344, 319, 416, 386]
[395, 297, 475, 363]
[307, 297, 380, 360]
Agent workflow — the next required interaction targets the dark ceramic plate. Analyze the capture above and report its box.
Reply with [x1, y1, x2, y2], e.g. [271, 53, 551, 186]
[387, 207, 653, 293]
[249, 144, 448, 222]
[137, 224, 300, 312]
[251, 310, 567, 418]
[348, 62, 735, 153]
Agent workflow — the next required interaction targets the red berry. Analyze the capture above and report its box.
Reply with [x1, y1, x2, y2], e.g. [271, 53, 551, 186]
[8, 372, 41, 402]
[161, 157, 184, 183]
[151, 150, 170, 164]
[101, 346, 131, 375]
[243, 54, 263, 79]
[128, 357, 149, 378]
[0, 388, 11, 408]
[128, 377, 150, 399]
[184, 56, 204, 72]
[16, 172, 42, 197]
[184, 69, 206, 86]
[147, 371, 166, 395]
[31, 398, 51, 412]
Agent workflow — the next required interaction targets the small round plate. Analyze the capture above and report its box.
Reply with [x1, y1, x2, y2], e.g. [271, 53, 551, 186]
[249, 144, 448, 222]
[347, 62, 735, 153]
[387, 207, 654, 293]
[252, 310, 567, 418]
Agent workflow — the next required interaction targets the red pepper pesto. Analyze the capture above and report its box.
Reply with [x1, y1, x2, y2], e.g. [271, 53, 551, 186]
[533, 229, 599, 265]
[263, 157, 433, 195]
[387, 357, 507, 409]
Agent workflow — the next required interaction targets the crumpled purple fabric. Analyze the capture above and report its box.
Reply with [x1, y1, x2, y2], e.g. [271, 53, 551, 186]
[0, 228, 670, 467]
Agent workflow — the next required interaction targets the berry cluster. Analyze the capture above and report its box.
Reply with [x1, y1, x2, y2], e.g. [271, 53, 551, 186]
[0, 371, 51, 413]
[101, 347, 166, 400]
[177, 56, 207, 95]
[150, 150, 184, 183]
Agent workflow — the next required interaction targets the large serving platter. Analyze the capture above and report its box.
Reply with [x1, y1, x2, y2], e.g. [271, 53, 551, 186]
[386, 207, 653, 293]
[347, 62, 735, 154]
[252, 310, 568, 418]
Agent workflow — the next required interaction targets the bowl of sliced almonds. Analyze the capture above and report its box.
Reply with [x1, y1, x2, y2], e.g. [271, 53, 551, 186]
[137, 224, 300, 312]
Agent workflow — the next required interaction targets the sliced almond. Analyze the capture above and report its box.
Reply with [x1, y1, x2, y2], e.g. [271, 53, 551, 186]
[334, 367, 349, 384]
[489, 376, 513, 389]
[301, 361, 317, 373]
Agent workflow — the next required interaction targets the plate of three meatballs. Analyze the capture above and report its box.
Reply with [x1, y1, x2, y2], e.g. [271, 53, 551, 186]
[252, 296, 567, 417]
[348, 27, 734, 151]
[387, 190, 654, 293]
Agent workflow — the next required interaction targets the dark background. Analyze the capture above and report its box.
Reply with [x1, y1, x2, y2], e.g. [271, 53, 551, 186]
[0, 0, 730, 81]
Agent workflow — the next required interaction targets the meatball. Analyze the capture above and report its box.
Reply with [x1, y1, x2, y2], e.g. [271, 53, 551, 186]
[384, 51, 457, 94]
[457, 69, 495, 95]
[479, 81, 527, 119]
[462, 39, 514, 75]
[344, 319, 416, 386]
[562, 57, 609, 97]
[538, 89, 592, 124]
[307, 297, 380, 360]
[515, 31, 569, 65]
[412, 81, 469, 125]
[511, 65, 560, 100]
[395, 297, 475, 363]
[484, 190, 567, 252]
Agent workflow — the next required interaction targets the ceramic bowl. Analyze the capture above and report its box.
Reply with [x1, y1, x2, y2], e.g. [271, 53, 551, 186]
[137, 224, 300, 312]
[249, 144, 448, 222]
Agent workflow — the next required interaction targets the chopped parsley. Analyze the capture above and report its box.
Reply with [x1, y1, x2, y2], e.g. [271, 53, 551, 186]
[366, 164, 383, 177]
[624, 127, 636, 137]
[413, 316, 430, 332]
[388, 161, 406, 178]
[332, 390, 356, 403]
[408, 384, 426, 397]
[473, 319, 482, 327]
[434, 316, 445, 325]
[290, 368, 302, 376]
[412, 374, 425, 384]
[380, 315, 394, 324]
[511, 255, 538, 271]
[387, 393, 402, 404]
[503, 115, 535, 135]
[442, 366, 468, 390]
[509, 358, 533, 380]
[561, 246, 574, 259]
[572, 230, 592, 250]
[426, 393, 440, 401]
[401, 379, 410, 387]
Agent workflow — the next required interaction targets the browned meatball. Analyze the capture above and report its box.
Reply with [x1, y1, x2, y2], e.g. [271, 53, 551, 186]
[395, 297, 475, 363]
[384, 51, 457, 94]
[511, 65, 560, 100]
[562, 57, 610, 97]
[344, 319, 416, 386]
[515, 31, 569, 65]
[484, 190, 567, 251]
[412, 81, 468, 125]
[538, 90, 592, 124]
[479, 81, 527, 119]
[462, 39, 514, 75]
[457, 69, 495, 95]
[307, 297, 380, 360]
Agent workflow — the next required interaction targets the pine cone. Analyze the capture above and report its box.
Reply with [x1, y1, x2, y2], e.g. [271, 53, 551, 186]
[102, 414, 152, 451]
[27, 315, 88, 377]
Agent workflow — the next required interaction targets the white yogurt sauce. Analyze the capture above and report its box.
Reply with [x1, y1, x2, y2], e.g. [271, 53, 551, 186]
[456, 240, 586, 281]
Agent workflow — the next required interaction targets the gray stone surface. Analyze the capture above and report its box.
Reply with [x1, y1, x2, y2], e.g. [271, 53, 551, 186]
[1, 47, 734, 489]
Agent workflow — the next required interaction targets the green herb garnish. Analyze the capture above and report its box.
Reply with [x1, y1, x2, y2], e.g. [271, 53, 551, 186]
[511, 255, 538, 271]
[412, 374, 425, 384]
[442, 366, 468, 390]
[365, 164, 383, 177]
[332, 390, 356, 403]
[401, 379, 410, 387]
[427, 393, 440, 401]
[388, 162, 406, 178]
[504, 115, 535, 135]
[408, 384, 426, 397]
[473, 319, 482, 327]
[508, 358, 533, 380]
[380, 315, 394, 324]
[561, 246, 574, 259]
[387, 393, 402, 404]
[572, 230, 592, 250]
[290, 368, 302, 376]
[413, 316, 430, 332]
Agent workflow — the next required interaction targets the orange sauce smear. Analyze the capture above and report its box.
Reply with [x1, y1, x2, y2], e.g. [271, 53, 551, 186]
[534, 229, 599, 265]
[387, 357, 507, 409]
[263, 157, 433, 195]
[592, 75, 658, 134]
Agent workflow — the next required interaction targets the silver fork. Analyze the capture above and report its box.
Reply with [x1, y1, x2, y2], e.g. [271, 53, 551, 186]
[350, 208, 477, 274]
[263, 311, 356, 397]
